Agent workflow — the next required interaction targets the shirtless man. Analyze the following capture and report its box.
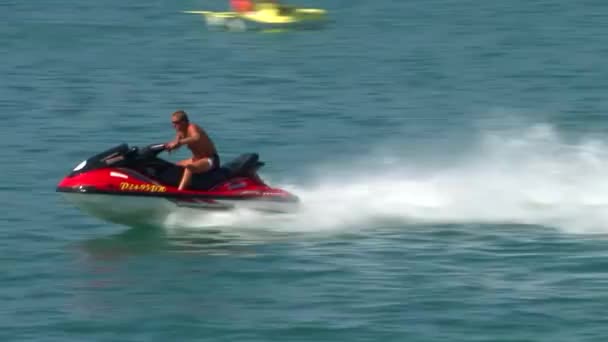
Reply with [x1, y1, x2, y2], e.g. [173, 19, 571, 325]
[165, 110, 220, 190]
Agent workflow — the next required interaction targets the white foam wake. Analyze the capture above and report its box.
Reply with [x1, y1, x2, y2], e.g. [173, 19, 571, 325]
[164, 123, 608, 234]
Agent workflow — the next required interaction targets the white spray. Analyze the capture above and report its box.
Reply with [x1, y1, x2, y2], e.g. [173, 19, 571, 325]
[164, 123, 608, 234]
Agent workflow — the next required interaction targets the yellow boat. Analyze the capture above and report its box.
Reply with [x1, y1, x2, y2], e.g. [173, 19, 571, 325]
[183, 3, 327, 31]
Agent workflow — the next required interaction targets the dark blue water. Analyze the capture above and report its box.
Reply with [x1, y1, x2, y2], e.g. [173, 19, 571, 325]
[3, 0, 608, 340]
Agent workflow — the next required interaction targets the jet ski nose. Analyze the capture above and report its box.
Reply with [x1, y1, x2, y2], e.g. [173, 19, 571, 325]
[56, 175, 89, 193]
[56, 175, 75, 189]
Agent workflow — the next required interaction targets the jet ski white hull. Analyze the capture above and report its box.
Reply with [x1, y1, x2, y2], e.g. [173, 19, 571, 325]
[60, 193, 298, 226]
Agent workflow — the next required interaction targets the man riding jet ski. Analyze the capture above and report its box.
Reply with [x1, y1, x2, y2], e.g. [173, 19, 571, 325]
[165, 110, 220, 191]
[56, 110, 298, 224]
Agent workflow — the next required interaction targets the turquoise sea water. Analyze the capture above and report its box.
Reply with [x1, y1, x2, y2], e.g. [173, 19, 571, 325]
[3, 0, 608, 340]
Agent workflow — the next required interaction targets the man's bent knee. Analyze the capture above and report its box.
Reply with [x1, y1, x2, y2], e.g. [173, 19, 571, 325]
[177, 159, 191, 167]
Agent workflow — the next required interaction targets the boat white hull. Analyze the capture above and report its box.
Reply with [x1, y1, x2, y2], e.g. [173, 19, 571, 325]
[191, 11, 326, 31]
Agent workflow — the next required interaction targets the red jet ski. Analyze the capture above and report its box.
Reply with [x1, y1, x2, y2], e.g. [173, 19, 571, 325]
[57, 143, 299, 224]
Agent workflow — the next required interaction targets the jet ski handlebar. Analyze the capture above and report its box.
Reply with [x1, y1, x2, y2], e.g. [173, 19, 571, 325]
[146, 143, 167, 154]
[132, 143, 167, 159]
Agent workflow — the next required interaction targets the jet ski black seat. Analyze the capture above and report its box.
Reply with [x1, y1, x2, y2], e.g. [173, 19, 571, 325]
[145, 153, 260, 190]
[189, 153, 263, 190]
[221, 153, 263, 178]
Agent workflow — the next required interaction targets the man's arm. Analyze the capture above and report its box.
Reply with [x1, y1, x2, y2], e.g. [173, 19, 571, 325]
[178, 125, 201, 145]
[166, 131, 185, 151]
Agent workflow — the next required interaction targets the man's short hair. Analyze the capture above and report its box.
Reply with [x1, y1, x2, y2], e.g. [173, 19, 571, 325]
[171, 110, 189, 123]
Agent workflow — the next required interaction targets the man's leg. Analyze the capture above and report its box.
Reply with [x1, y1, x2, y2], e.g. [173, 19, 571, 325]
[178, 158, 213, 190]
[188, 158, 214, 173]
[177, 159, 190, 167]
[178, 167, 192, 190]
